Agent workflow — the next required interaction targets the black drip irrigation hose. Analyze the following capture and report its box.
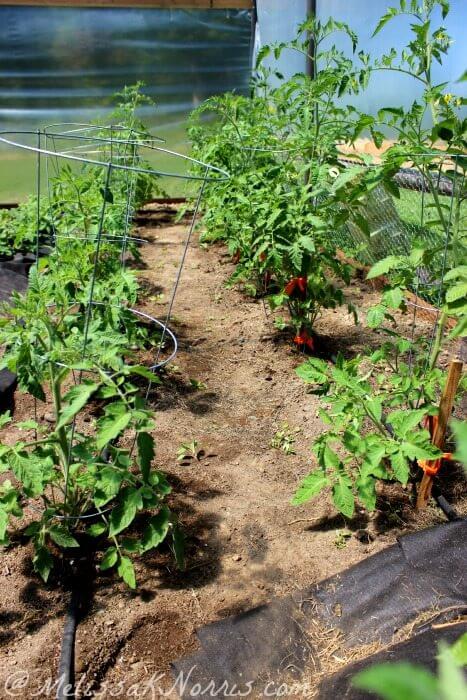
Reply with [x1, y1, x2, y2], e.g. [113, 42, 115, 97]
[56, 543, 96, 700]
[54, 443, 114, 699]
[56, 582, 80, 700]
[432, 484, 462, 522]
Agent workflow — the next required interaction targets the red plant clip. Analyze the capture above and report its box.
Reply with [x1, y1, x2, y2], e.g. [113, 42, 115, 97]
[285, 276, 307, 299]
[293, 327, 314, 352]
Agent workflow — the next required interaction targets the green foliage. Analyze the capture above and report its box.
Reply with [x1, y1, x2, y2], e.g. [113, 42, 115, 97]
[187, 19, 371, 337]
[271, 422, 300, 455]
[452, 419, 467, 470]
[0, 352, 178, 587]
[291, 341, 463, 516]
[0, 85, 180, 587]
[0, 82, 162, 260]
[363, 0, 467, 317]
[353, 632, 467, 700]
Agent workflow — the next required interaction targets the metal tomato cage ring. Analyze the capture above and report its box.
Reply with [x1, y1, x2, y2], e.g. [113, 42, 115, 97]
[44, 302, 178, 373]
[0, 127, 227, 370]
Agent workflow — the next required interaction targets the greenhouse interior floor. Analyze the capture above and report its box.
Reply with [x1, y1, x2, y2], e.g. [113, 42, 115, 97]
[0, 204, 465, 698]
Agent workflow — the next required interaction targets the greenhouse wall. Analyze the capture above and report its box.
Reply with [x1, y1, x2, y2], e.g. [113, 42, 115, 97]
[255, 0, 467, 106]
[0, 6, 252, 200]
[316, 0, 467, 115]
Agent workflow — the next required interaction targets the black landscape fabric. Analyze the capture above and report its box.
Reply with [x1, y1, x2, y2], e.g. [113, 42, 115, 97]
[172, 520, 467, 698]
[318, 622, 467, 700]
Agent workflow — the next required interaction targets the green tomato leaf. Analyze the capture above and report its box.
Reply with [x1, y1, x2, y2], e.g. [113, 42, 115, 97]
[56, 381, 99, 430]
[353, 662, 438, 700]
[356, 474, 377, 511]
[87, 522, 107, 537]
[292, 471, 329, 505]
[94, 466, 124, 508]
[383, 286, 404, 309]
[387, 409, 427, 437]
[141, 506, 170, 553]
[108, 488, 142, 537]
[295, 358, 329, 384]
[10, 452, 51, 498]
[49, 525, 79, 549]
[130, 365, 162, 383]
[438, 640, 467, 700]
[96, 410, 132, 450]
[137, 432, 155, 483]
[390, 451, 410, 484]
[367, 256, 402, 280]
[33, 544, 54, 582]
[449, 633, 467, 666]
[367, 305, 386, 328]
[333, 475, 355, 518]
[0, 412, 11, 429]
[0, 508, 9, 545]
[452, 420, 467, 468]
[100, 546, 118, 571]
[117, 555, 136, 589]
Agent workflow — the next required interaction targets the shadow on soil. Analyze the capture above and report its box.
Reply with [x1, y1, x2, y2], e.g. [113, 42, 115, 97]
[94, 474, 228, 600]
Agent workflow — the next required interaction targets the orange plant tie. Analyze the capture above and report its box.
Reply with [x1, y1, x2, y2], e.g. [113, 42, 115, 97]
[418, 414, 453, 476]
[418, 453, 453, 477]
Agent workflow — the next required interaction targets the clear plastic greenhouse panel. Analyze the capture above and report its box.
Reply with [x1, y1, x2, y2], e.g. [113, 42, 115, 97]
[0, 6, 252, 201]
[255, 0, 467, 107]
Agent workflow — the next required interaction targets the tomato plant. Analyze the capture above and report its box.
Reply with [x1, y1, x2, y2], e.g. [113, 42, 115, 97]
[292, 346, 459, 517]
[0, 84, 182, 587]
[188, 18, 378, 340]
[0, 361, 182, 588]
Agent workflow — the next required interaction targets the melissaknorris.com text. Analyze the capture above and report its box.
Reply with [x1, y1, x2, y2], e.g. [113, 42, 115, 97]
[4, 667, 313, 698]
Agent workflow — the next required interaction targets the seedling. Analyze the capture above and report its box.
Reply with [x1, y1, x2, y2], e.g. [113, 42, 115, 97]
[177, 440, 206, 465]
[189, 378, 207, 391]
[271, 423, 300, 455]
[334, 529, 352, 549]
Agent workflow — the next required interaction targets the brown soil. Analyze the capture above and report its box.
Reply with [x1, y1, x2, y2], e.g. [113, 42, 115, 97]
[0, 205, 465, 699]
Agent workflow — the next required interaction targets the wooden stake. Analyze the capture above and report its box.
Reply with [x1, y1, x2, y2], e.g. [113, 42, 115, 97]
[416, 359, 463, 510]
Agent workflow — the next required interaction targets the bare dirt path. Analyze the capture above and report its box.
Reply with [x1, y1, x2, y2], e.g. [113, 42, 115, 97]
[0, 205, 460, 699]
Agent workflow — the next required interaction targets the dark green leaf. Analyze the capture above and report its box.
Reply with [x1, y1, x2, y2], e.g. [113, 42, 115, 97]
[96, 410, 132, 450]
[109, 488, 142, 537]
[137, 432, 154, 483]
[56, 382, 99, 430]
[49, 525, 79, 549]
[100, 546, 118, 571]
[33, 545, 53, 582]
[141, 506, 170, 552]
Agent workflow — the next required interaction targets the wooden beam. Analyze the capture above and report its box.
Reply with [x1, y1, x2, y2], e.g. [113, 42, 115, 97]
[0, 0, 253, 7]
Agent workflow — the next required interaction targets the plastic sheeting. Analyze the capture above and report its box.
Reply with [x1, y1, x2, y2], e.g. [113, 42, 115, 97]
[0, 7, 252, 200]
[254, 0, 466, 108]
[0, 7, 251, 131]
[255, 0, 308, 80]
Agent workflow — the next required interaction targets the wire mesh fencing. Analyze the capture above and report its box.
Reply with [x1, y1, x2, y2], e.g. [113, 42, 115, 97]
[334, 154, 466, 305]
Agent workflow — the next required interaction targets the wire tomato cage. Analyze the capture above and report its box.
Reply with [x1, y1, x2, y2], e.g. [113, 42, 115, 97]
[0, 125, 228, 519]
